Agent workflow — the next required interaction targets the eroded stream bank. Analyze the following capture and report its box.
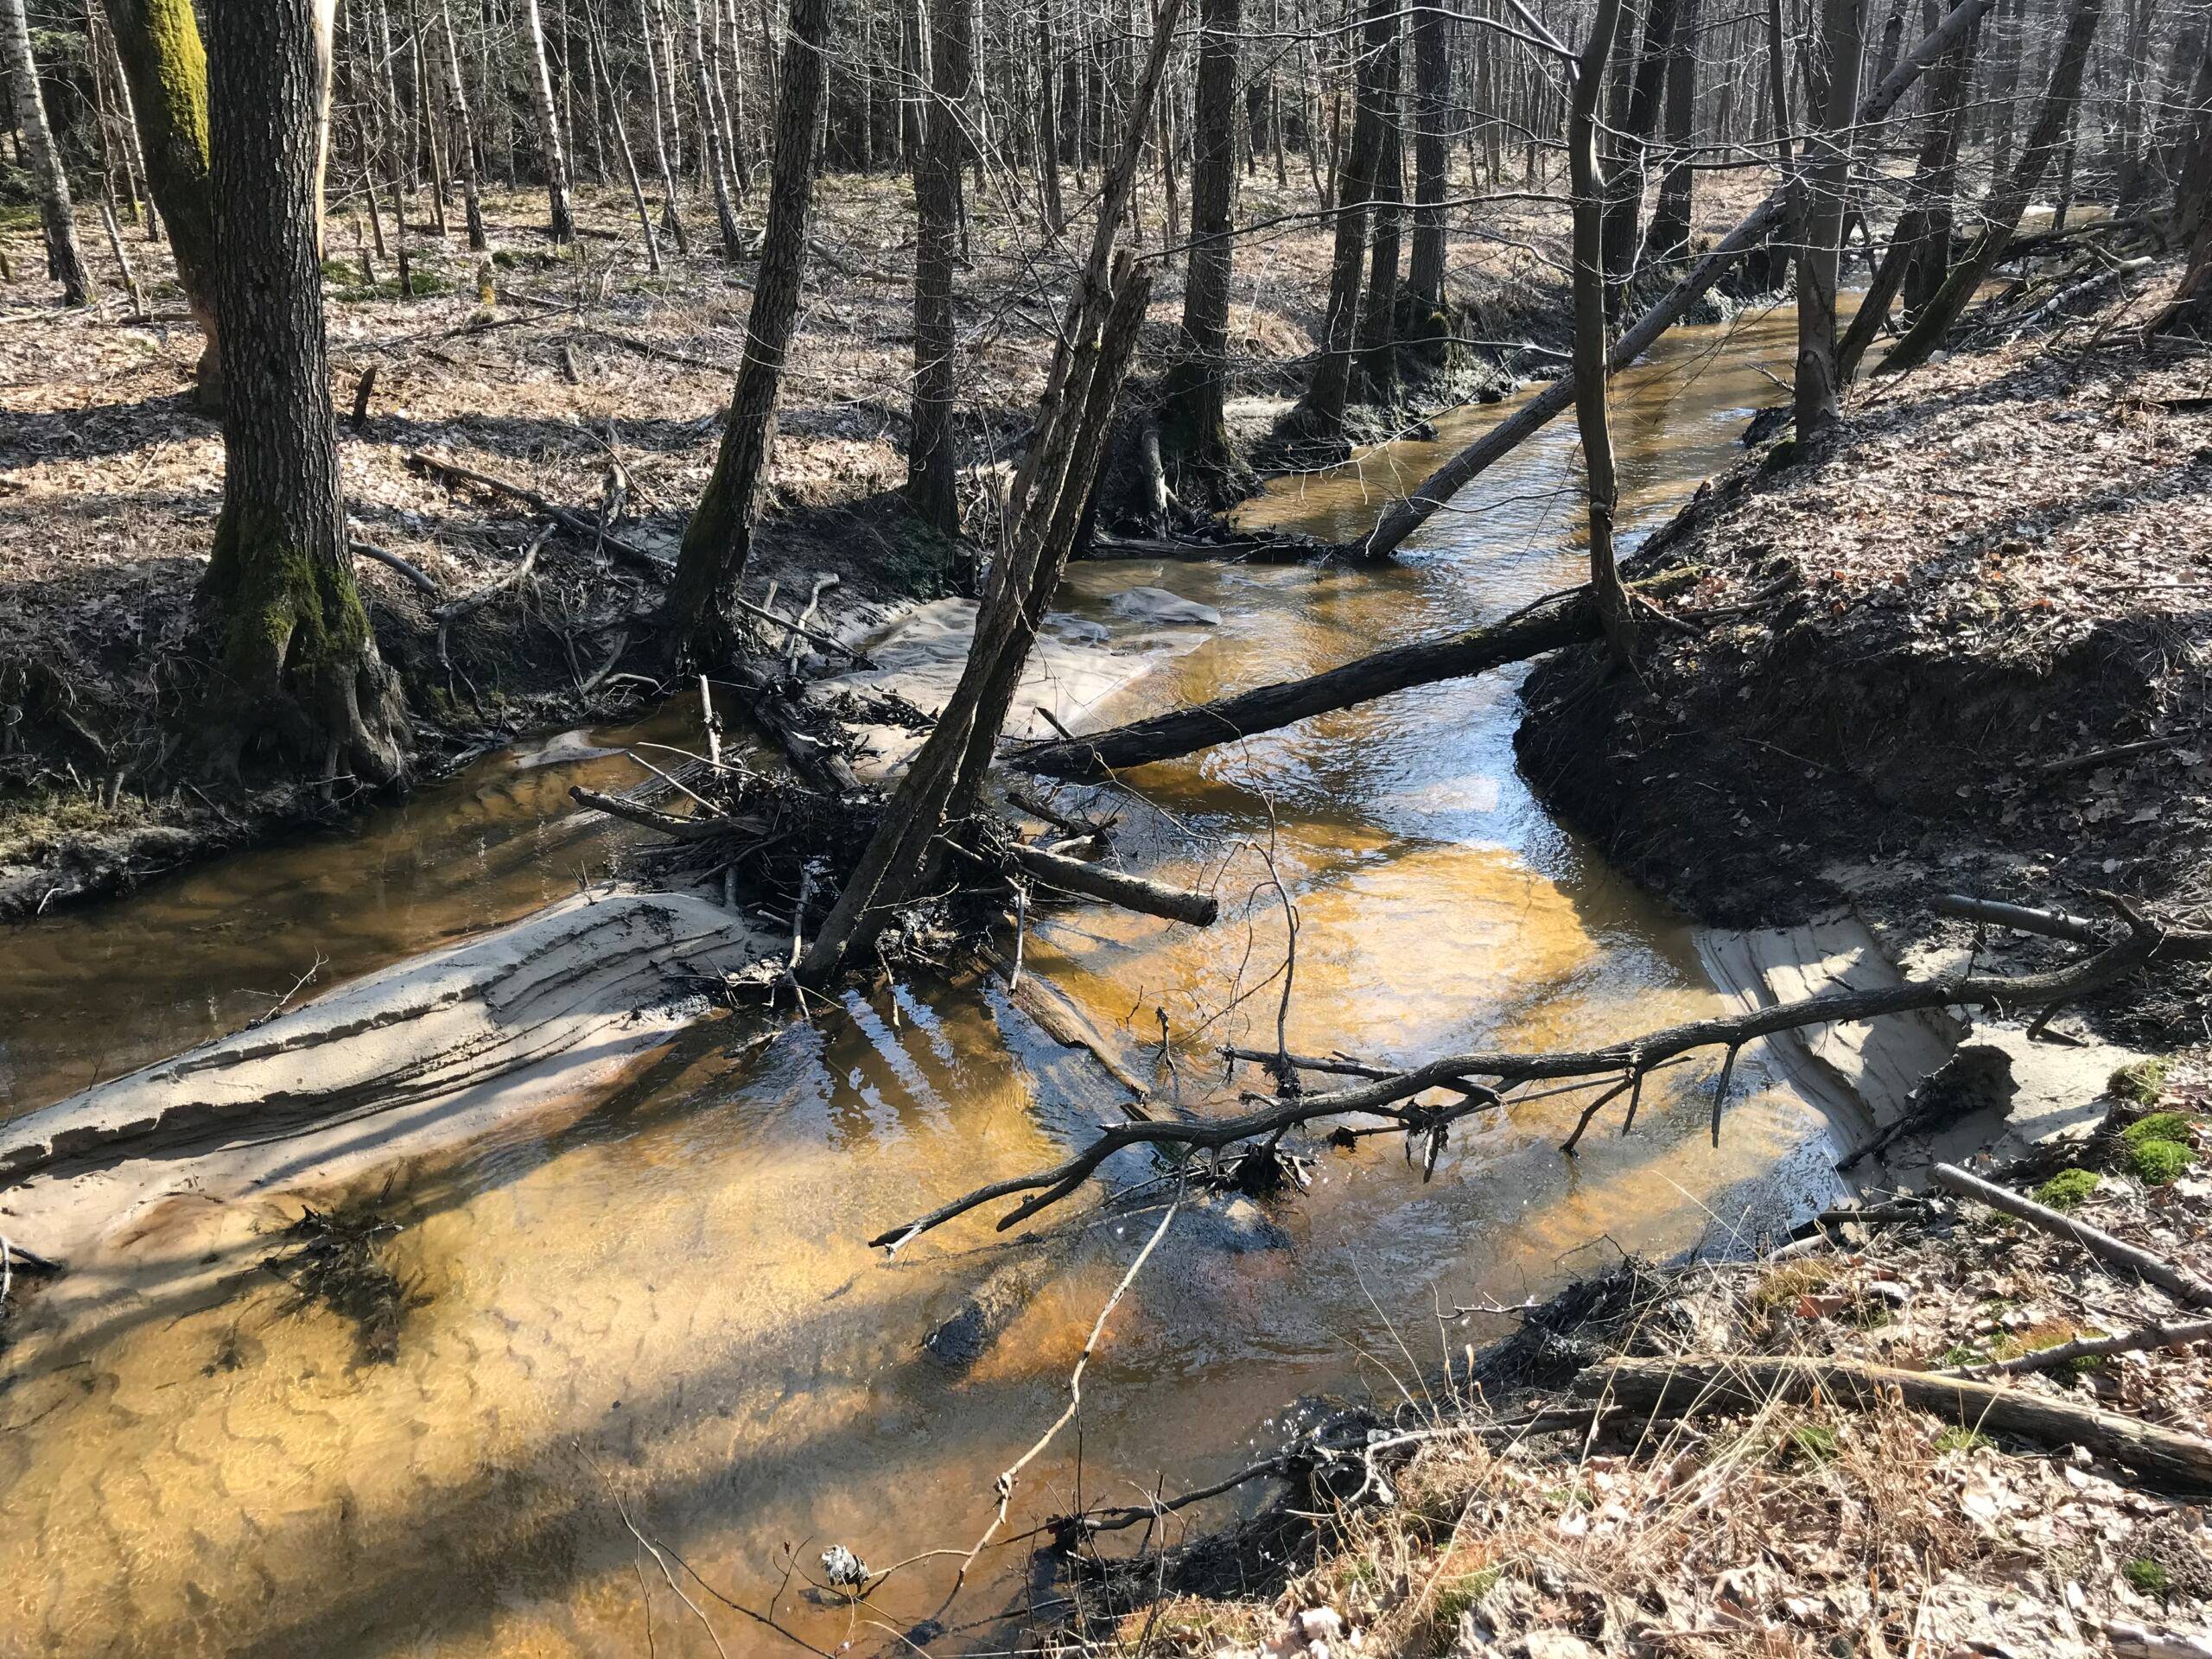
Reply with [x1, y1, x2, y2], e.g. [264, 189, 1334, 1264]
[1, 305, 1861, 1657]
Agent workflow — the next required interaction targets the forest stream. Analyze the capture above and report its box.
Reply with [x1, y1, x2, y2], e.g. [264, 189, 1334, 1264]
[0, 304, 1859, 1656]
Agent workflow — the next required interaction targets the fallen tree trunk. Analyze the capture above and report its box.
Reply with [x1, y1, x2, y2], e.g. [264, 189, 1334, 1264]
[1015, 587, 1599, 778]
[1576, 1354, 2212, 1495]
[1354, 0, 2001, 562]
[1002, 842, 1219, 926]
[1933, 1162, 2212, 1309]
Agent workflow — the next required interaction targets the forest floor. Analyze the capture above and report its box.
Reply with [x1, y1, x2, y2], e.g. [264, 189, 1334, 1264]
[1516, 251, 2212, 1051]
[1058, 1070, 2212, 1659]
[0, 158, 1758, 917]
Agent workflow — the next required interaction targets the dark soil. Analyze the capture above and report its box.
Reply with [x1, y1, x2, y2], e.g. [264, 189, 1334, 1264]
[1516, 253, 2212, 1046]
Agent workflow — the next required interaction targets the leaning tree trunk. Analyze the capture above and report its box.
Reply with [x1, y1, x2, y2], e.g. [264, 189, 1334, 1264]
[1155, 0, 1243, 493]
[1794, 0, 1866, 443]
[1836, 4, 1977, 380]
[907, 0, 973, 537]
[1283, 0, 1392, 448]
[3, 0, 92, 304]
[522, 0, 577, 239]
[197, 0, 408, 785]
[665, 0, 831, 667]
[797, 0, 1185, 986]
[1570, 0, 1637, 668]
[102, 0, 220, 400]
[1880, 0, 2107, 377]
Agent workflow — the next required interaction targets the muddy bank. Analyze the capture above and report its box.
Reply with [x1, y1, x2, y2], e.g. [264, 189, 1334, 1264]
[1515, 257, 2212, 1049]
[1059, 1068, 2212, 1657]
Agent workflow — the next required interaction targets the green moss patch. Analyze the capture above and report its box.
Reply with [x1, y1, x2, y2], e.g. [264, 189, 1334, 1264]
[2035, 1168, 2101, 1211]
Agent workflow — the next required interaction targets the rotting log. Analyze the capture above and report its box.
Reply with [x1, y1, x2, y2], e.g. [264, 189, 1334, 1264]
[1354, 0, 2003, 563]
[1576, 1354, 2212, 1495]
[1014, 588, 1599, 778]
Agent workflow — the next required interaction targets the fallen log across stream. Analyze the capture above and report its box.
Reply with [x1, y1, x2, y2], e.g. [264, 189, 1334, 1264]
[1014, 586, 1600, 778]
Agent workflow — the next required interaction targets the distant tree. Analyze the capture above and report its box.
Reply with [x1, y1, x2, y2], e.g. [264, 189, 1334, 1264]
[907, 0, 973, 536]
[1157, 0, 1245, 492]
[522, 0, 578, 239]
[665, 0, 833, 667]
[3, 0, 92, 305]
[194, 0, 408, 785]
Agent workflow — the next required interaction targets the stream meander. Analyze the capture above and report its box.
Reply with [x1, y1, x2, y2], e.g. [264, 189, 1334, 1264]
[0, 302, 1849, 1656]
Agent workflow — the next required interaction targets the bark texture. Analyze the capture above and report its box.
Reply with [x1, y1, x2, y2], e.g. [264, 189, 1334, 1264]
[523, 0, 578, 239]
[199, 0, 408, 785]
[1794, 0, 1866, 441]
[1156, 0, 1243, 489]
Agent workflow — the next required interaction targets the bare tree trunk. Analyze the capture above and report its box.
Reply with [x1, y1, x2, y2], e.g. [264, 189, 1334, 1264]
[686, 0, 745, 258]
[635, 0, 690, 251]
[907, 0, 972, 535]
[1285, 0, 1391, 447]
[1157, 0, 1243, 488]
[1406, 0, 1449, 310]
[438, 1, 488, 250]
[1795, 0, 1866, 442]
[798, 0, 1185, 985]
[198, 0, 408, 785]
[665, 0, 833, 666]
[1037, 5, 1065, 228]
[588, 0, 661, 271]
[1599, 0, 1682, 305]
[1881, 0, 2107, 376]
[1836, 6, 1977, 378]
[523, 0, 578, 238]
[1571, 0, 1637, 667]
[1355, 18, 1404, 404]
[1647, 0, 1700, 264]
[3, 0, 92, 304]
[102, 0, 219, 397]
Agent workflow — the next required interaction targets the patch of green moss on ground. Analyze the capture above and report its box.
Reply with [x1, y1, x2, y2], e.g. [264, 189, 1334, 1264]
[2126, 1558, 2171, 1595]
[2120, 1111, 2197, 1150]
[2109, 1058, 2171, 1107]
[2035, 1168, 2101, 1211]
[2126, 1138, 2193, 1185]
[1934, 1427, 1994, 1454]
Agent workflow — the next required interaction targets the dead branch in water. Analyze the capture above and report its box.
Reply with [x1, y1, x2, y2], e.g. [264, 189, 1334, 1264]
[869, 907, 2206, 1249]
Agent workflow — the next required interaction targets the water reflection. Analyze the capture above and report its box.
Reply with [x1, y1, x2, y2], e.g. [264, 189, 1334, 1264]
[0, 303, 1844, 1656]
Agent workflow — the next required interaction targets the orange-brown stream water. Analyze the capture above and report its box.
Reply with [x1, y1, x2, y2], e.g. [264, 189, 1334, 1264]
[0, 304, 1847, 1656]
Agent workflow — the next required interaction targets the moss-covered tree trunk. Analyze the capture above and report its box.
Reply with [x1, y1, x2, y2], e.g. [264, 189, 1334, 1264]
[1155, 0, 1245, 494]
[664, 0, 831, 668]
[906, 0, 972, 536]
[103, 0, 221, 401]
[3, 0, 92, 306]
[196, 0, 408, 786]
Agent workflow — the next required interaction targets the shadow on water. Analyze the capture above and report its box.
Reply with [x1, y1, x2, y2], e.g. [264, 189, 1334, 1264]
[0, 302, 1852, 1656]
